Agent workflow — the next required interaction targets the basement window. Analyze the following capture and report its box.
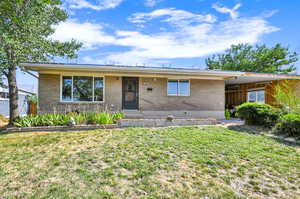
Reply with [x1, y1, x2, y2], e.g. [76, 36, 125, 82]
[167, 80, 190, 96]
[61, 76, 104, 102]
[247, 90, 265, 104]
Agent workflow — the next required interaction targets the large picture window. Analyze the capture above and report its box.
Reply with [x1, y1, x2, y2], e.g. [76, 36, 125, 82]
[167, 80, 190, 96]
[247, 90, 265, 104]
[61, 76, 104, 102]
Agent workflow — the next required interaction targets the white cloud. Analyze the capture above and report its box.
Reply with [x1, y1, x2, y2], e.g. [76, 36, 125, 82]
[144, 0, 164, 7]
[262, 9, 279, 18]
[51, 8, 279, 65]
[128, 8, 217, 26]
[212, 3, 241, 19]
[51, 20, 116, 49]
[65, 0, 124, 11]
[106, 17, 278, 64]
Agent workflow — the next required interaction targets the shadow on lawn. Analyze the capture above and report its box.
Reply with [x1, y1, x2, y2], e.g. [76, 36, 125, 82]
[228, 125, 268, 134]
[228, 125, 300, 147]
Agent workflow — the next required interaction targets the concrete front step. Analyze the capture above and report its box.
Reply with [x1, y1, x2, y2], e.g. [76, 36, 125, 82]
[123, 110, 144, 119]
[118, 118, 217, 128]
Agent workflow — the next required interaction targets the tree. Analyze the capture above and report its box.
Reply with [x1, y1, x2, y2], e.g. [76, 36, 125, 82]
[206, 43, 298, 73]
[273, 80, 300, 113]
[0, 0, 82, 125]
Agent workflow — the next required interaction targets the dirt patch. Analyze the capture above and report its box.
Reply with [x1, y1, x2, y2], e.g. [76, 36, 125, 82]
[0, 114, 8, 127]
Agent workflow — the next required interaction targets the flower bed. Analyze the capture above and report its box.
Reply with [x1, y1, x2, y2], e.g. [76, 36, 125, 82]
[13, 112, 124, 127]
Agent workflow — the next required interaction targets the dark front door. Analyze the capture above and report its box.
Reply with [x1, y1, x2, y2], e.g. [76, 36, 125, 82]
[122, 77, 139, 109]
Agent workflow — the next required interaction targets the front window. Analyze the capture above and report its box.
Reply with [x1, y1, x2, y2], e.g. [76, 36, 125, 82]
[247, 90, 265, 104]
[94, 77, 104, 101]
[61, 76, 104, 102]
[62, 76, 72, 101]
[73, 76, 93, 101]
[167, 80, 190, 96]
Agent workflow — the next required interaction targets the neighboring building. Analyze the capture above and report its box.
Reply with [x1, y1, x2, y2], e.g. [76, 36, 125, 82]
[0, 86, 35, 117]
[22, 63, 300, 119]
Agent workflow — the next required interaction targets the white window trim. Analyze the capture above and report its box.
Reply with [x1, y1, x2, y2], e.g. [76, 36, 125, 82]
[167, 79, 190, 97]
[60, 74, 105, 103]
[247, 89, 265, 104]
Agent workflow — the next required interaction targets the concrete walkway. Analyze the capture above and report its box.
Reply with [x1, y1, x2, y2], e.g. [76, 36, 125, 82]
[217, 119, 244, 127]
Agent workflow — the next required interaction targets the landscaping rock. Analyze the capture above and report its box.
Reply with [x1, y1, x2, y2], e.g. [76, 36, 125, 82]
[284, 137, 297, 143]
[68, 117, 76, 126]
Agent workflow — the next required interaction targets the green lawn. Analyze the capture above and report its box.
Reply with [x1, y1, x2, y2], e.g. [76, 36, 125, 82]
[0, 126, 299, 199]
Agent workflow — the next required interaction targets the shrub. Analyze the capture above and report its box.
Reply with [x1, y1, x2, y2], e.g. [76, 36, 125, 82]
[14, 112, 124, 127]
[225, 109, 231, 120]
[273, 113, 300, 137]
[236, 102, 281, 127]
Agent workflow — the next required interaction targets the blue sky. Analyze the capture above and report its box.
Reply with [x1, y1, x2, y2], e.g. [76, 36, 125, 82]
[19, 0, 300, 92]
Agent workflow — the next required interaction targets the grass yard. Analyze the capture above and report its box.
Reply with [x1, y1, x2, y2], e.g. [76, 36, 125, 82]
[0, 126, 299, 199]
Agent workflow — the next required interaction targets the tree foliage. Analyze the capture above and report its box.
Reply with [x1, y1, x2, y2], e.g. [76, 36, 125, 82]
[273, 80, 300, 113]
[206, 43, 298, 73]
[0, 0, 82, 124]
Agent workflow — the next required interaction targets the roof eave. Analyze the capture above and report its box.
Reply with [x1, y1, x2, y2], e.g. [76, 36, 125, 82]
[244, 72, 300, 79]
[21, 63, 244, 77]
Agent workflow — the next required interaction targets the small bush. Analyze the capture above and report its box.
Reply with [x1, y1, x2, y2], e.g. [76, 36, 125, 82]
[14, 112, 124, 127]
[225, 109, 231, 120]
[273, 113, 300, 137]
[236, 103, 281, 127]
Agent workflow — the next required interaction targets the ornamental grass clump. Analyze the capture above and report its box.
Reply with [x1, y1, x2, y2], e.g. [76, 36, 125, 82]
[112, 112, 125, 122]
[97, 112, 113, 124]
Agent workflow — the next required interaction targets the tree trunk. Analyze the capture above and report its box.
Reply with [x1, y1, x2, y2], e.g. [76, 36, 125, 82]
[7, 65, 19, 125]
